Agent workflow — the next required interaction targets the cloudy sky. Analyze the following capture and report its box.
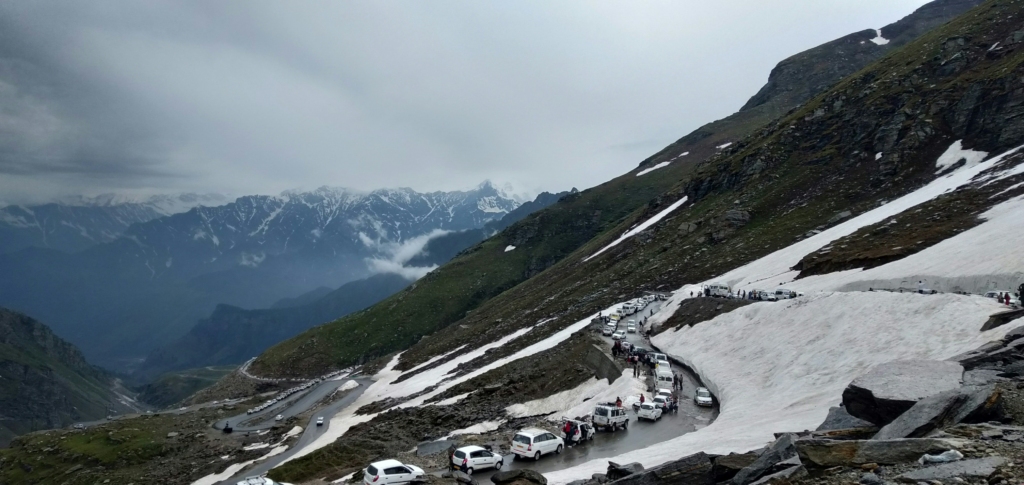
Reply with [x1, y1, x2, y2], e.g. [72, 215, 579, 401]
[0, 1, 929, 204]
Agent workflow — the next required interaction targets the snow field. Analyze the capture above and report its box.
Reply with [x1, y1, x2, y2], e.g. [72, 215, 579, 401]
[584, 197, 688, 262]
[506, 370, 647, 420]
[191, 425, 301, 485]
[448, 420, 505, 437]
[546, 292, 1013, 484]
[338, 380, 360, 392]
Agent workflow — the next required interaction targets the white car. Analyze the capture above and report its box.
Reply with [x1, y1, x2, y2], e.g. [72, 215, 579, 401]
[612, 331, 626, 340]
[637, 402, 663, 421]
[620, 341, 633, 352]
[451, 445, 503, 474]
[655, 388, 673, 400]
[652, 395, 669, 411]
[756, 290, 777, 301]
[511, 428, 563, 460]
[364, 460, 425, 484]
[651, 353, 670, 367]
[316, 417, 324, 426]
[626, 322, 637, 333]
[695, 387, 714, 407]
[602, 325, 615, 336]
[275, 414, 284, 421]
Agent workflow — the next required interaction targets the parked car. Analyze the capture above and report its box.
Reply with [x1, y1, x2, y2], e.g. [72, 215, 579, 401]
[651, 353, 670, 367]
[756, 290, 776, 301]
[612, 330, 626, 340]
[73, 423, 85, 430]
[560, 418, 596, 444]
[653, 369, 674, 388]
[620, 341, 634, 352]
[275, 414, 284, 421]
[511, 428, 564, 460]
[637, 402, 663, 421]
[655, 388, 673, 400]
[694, 387, 714, 407]
[364, 460, 426, 484]
[592, 403, 629, 431]
[626, 322, 637, 333]
[452, 445, 502, 474]
[652, 395, 669, 411]
[316, 417, 324, 426]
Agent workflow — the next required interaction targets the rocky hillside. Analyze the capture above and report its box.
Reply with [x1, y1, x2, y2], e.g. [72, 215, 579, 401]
[0, 309, 135, 446]
[249, 0, 983, 379]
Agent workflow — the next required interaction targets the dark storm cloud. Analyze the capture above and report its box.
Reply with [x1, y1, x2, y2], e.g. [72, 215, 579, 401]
[0, 1, 929, 204]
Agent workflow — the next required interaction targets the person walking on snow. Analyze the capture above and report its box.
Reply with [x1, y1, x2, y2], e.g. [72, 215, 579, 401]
[1007, 293, 1012, 305]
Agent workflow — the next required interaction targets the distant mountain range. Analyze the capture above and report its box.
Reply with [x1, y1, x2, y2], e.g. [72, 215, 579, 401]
[0, 193, 228, 254]
[0, 182, 525, 372]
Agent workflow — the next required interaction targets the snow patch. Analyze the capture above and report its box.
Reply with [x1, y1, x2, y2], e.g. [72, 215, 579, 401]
[636, 162, 670, 177]
[505, 245, 516, 252]
[338, 380, 360, 392]
[935, 140, 988, 173]
[507, 370, 646, 419]
[584, 197, 688, 262]
[434, 392, 471, 406]
[870, 29, 889, 45]
[716, 142, 732, 149]
[875, 152, 883, 160]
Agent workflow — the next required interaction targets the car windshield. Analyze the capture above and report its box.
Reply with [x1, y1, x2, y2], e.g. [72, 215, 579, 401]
[367, 466, 379, 476]
[641, 404, 654, 409]
[697, 390, 711, 397]
[654, 397, 665, 403]
[513, 434, 531, 444]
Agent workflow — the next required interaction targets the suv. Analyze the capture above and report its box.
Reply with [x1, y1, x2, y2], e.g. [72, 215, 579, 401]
[364, 460, 426, 485]
[592, 403, 629, 431]
[511, 428, 563, 461]
[756, 290, 776, 301]
[452, 446, 502, 474]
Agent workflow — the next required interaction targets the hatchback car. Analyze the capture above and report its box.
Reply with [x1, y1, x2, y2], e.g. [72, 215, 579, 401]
[627, 322, 637, 333]
[451, 445, 503, 474]
[637, 402, 663, 421]
[602, 325, 615, 336]
[612, 331, 626, 340]
[652, 395, 669, 410]
[694, 387, 714, 407]
[316, 417, 324, 426]
[364, 460, 425, 484]
[511, 428, 563, 460]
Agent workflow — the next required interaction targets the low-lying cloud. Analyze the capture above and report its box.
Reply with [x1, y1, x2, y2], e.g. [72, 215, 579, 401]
[364, 229, 449, 280]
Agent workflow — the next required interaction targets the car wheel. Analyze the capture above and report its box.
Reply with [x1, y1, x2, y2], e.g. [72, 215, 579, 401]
[495, 461, 503, 470]
[556, 445, 563, 454]
[623, 420, 629, 429]
[534, 452, 541, 461]
[465, 468, 474, 476]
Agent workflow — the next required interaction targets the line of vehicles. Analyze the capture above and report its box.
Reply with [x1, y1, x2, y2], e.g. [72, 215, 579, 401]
[704, 283, 803, 301]
[361, 382, 716, 484]
[602, 294, 660, 337]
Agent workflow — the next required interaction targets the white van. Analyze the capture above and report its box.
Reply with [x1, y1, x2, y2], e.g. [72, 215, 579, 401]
[708, 283, 731, 298]
[775, 288, 800, 299]
[511, 428, 563, 461]
[654, 369, 674, 388]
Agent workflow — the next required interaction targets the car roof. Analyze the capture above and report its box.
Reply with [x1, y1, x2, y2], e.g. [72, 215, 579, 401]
[370, 459, 405, 468]
[657, 388, 672, 393]
[456, 445, 486, 453]
[696, 387, 709, 392]
[516, 427, 549, 436]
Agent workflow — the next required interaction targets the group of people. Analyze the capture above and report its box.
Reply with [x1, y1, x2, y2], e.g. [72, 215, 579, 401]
[561, 419, 590, 446]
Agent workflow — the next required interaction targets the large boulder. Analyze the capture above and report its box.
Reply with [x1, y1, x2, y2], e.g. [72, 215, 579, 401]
[712, 453, 759, 482]
[874, 384, 1004, 440]
[606, 462, 644, 480]
[608, 452, 714, 485]
[452, 471, 478, 485]
[796, 438, 954, 467]
[842, 360, 963, 425]
[491, 469, 547, 485]
[817, 406, 875, 431]
[731, 434, 799, 485]
[749, 465, 806, 485]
